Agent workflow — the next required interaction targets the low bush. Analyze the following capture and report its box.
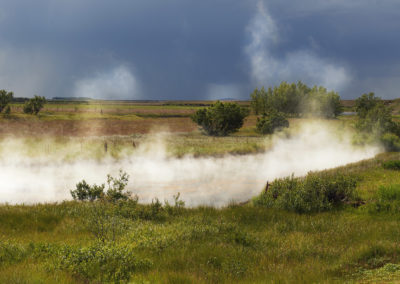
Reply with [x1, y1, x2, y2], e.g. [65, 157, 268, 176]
[253, 171, 359, 213]
[256, 111, 289, 135]
[23, 95, 46, 115]
[382, 160, 400, 170]
[381, 133, 400, 152]
[191, 101, 249, 136]
[0, 241, 29, 266]
[58, 243, 152, 282]
[70, 170, 131, 202]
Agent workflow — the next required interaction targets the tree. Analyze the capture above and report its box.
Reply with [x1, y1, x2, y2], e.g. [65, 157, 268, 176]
[23, 95, 46, 115]
[0, 89, 13, 113]
[191, 101, 249, 136]
[355, 92, 381, 119]
[256, 111, 289, 135]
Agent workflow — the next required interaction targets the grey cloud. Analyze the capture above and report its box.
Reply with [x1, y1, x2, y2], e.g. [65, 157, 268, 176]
[245, 1, 351, 91]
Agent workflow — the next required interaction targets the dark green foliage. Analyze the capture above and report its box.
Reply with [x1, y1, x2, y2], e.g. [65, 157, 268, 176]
[0, 89, 13, 113]
[253, 171, 359, 213]
[382, 160, 400, 170]
[256, 111, 289, 134]
[356, 101, 397, 134]
[355, 92, 382, 119]
[381, 133, 400, 152]
[59, 243, 152, 282]
[249, 81, 343, 118]
[0, 241, 28, 266]
[23, 95, 46, 115]
[70, 180, 104, 201]
[70, 170, 131, 202]
[354, 93, 400, 151]
[191, 101, 249, 136]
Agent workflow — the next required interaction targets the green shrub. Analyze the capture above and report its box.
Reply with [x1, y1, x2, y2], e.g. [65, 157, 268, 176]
[70, 170, 131, 202]
[105, 170, 131, 201]
[191, 101, 249, 136]
[70, 180, 104, 201]
[382, 160, 400, 170]
[85, 201, 131, 242]
[0, 241, 29, 266]
[381, 133, 400, 151]
[23, 95, 46, 115]
[256, 111, 289, 135]
[59, 243, 152, 282]
[0, 89, 13, 113]
[253, 171, 359, 213]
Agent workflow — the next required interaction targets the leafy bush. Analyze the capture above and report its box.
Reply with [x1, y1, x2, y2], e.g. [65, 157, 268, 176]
[191, 101, 249, 136]
[381, 134, 400, 152]
[382, 160, 400, 170]
[70, 170, 131, 202]
[0, 241, 29, 266]
[23, 95, 46, 115]
[355, 92, 382, 119]
[256, 111, 289, 134]
[59, 243, 152, 282]
[85, 201, 132, 242]
[253, 171, 359, 213]
[105, 170, 130, 201]
[0, 89, 13, 114]
[70, 180, 104, 201]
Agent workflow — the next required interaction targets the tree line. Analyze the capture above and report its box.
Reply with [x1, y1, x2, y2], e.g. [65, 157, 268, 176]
[250, 81, 342, 118]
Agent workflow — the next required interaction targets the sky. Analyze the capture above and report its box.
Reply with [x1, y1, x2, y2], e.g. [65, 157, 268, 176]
[0, 0, 399, 100]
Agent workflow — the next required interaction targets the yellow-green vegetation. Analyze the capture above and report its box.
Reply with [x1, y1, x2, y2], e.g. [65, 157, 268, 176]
[1, 152, 400, 283]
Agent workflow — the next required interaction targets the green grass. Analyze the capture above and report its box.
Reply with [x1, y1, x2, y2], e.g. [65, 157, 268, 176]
[2, 153, 400, 283]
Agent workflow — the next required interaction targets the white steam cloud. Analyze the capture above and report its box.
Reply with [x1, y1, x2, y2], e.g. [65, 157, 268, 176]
[245, 1, 351, 90]
[73, 65, 141, 99]
[0, 122, 380, 207]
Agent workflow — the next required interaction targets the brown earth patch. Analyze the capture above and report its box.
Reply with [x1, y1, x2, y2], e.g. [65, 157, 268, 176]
[0, 117, 198, 137]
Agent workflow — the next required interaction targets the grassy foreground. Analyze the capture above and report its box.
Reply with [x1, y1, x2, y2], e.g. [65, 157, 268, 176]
[1, 152, 400, 283]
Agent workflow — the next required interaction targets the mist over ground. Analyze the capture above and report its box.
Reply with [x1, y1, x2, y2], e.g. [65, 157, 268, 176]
[0, 122, 381, 206]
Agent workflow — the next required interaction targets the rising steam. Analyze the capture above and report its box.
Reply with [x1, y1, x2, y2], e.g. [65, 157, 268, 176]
[0, 122, 380, 207]
[245, 1, 351, 91]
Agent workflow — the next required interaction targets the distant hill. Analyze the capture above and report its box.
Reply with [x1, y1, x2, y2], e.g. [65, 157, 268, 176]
[52, 97, 93, 101]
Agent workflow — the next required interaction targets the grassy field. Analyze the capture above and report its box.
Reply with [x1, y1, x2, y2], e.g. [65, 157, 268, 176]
[1, 100, 400, 283]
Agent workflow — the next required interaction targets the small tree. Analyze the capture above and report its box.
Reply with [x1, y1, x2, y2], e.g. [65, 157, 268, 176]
[191, 101, 249, 136]
[23, 95, 46, 115]
[256, 111, 289, 135]
[105, 170, 130, 201]
[0, 89, 13, 113]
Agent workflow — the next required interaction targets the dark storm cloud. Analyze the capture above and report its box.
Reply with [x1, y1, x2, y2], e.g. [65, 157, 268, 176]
[0, 0, 399, 99]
